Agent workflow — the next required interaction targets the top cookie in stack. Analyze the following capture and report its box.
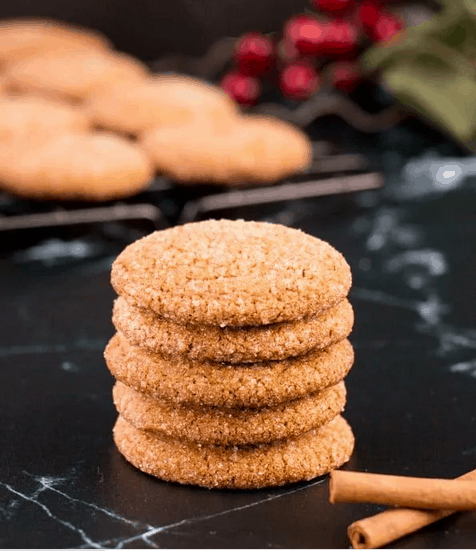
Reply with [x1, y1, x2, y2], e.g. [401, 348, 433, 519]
[106, 219, 355, 489]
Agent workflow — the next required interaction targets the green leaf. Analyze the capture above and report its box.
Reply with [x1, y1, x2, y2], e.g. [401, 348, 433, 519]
[384, 61, 476, 142]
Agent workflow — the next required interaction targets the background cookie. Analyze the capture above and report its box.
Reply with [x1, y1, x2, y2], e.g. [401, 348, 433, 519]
[112, 296, 354, 363]
[113, 380, 346, 445]
[113, 414, 355, 489]
[140, 114, 311, 184]
[87, 75, 239, 136]
[0, 18, 113, 66]
[0, 131, 154, 200]
[111, 219, 352, 327]
[6, 49, 148, 102]
[0, 96, 91, 144]
[105, 333, 354, 408]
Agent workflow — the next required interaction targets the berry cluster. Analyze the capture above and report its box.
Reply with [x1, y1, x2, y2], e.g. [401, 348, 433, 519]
[220, 0, 404, 105]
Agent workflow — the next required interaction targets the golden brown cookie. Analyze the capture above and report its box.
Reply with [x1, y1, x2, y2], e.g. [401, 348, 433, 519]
[104, 333, 354, 408]
[0, 96, 91, 144]
[111, 220, 352, 327]
[140, 114, 311, 184]
[87, 75, 239, 136]
[6, 49, 148, 102]
[113, 380, 346, 446]
[113, 414, 354, 489]
[0, 18, 112, 65]
[0, 131, 154, 200]
[112, 296, 354, 363]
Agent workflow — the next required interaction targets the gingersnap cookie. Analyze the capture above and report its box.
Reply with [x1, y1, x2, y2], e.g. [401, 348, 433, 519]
[87, 75, 239, 136]
[0, 18, 112, 65]
[113, 380, 346, 446]
[111, 220, 352, 327]
[0, 131, 154, 200]
[113, 296, 353, 363]
[140, 114, 311, 184]
[0, 96, 91, 144]
[105, 333, 354, 408]
[6, 49, 148, 102]
[113, 414, 354, 489]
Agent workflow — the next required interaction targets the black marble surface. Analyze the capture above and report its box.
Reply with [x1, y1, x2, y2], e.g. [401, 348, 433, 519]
[2, 118, 476, 549]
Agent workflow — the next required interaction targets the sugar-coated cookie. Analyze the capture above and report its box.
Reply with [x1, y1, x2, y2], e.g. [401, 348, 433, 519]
[140, 114, 311, 184]
[0, 95, 91, 144]
[87, 75, 239, 135]
[6, 49, 148, 101]
[111, 220, 352, 327]
[112, 296, 354, 363]
[113, 414, 354, 489]
[113, 380, 346, 446]
[105, 333, 354, 408]
[0, 131, 153, 200]
[0, 18, 112, 65]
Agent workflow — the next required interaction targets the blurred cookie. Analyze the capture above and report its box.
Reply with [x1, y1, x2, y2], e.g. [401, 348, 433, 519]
[104, 333, 354, 408]
[6, 49, 148, 102]
[0, 95, 91, 144]
[111, 220, 352, 327]
[0, 18, 112, 64]
[140, 114, 312, 184]
[113, 380, 346, 446]
[0, 131, 154, 200]
[87, 75, 239, 135]
[113, 414, 354, 489]
[112, 296, 354, 363]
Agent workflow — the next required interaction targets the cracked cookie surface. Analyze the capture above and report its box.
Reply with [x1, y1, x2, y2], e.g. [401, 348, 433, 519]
[113, 380, 346, 445]
[113, 414, 354, 489]
[112, 296, 353, 363]
[111, 219, 352, 327]
[105, 333, 354, 408]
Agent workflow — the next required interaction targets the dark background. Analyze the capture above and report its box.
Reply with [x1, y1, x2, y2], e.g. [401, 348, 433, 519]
[0, 0, 307, 60]
[2, 1, 476, 548]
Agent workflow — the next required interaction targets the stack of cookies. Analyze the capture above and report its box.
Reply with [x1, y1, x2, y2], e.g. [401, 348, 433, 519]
[105, 219, 355, 489]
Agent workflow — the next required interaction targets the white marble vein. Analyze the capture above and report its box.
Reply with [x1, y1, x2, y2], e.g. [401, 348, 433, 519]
[28, 474, 142, 527]
[354, 203, 476, 364]
[450, 359, 476, 377]
[3, 471, 325, 549]
[13, 239, 99, 266]
[93, 478, 326, 549]
[352, 287, 418, 311]
[363, 209, 422, 252]
[23, 473, 158, 548]
[0, 480, 103, 549]
[385, 249, 447, 277]
[0, 338, 106, 357]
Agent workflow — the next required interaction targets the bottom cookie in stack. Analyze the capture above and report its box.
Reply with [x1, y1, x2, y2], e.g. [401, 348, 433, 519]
[113, 414, 354, 490]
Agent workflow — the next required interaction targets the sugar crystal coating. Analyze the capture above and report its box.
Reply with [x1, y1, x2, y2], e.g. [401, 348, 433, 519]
[111, 219, 352, 327]
[113, 414, 355, 489]
[105, 333, 354, 408]
[113, 296, 354, 363]
[113, 380, 346, 445]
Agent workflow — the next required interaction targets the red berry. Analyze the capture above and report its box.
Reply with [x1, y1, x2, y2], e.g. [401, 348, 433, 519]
[279, 63, 320, 100]
[328, 61, 361, 92]
[357, 0, 383, 32]
[310, 0, 355, 16]
[233, 32, 274, 76]
[284, 15, 328, 55]
[220, 71, 261, 106]
[369, 13, 404, 43]
[320, 20, 360, 58]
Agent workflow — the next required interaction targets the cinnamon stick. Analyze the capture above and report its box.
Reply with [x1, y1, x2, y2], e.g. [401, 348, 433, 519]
[329, 470, 476, 510]
[331, 468, 476, 549]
